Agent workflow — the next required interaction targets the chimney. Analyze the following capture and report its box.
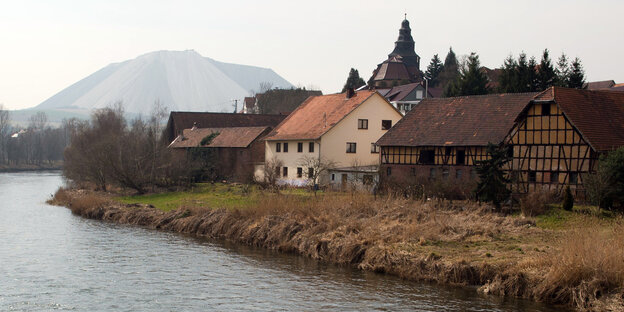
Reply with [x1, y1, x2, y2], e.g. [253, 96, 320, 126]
[346, 88, 355, 99]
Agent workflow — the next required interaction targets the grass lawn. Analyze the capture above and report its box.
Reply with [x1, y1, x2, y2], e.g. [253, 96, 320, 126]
[115, 183, 331, 211]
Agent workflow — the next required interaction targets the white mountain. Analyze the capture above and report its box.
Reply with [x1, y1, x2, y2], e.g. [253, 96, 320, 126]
[36, 50, 293, 113]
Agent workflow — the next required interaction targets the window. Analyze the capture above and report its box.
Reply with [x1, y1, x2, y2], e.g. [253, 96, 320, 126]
[419, 150, 435, 165]
[297, 167, 303, 178]
[550, 172, 559, 184]
[309, 142, 314, 153]
[528, 171, 536, 183]
[456, 169, 463, 179]
[363, 175, 373, 185]
[308, 168, 314, 179]
[371, 143, 379, 153]
[297, 142, 303, 153]
[331, 173, 335, 181]
[445, 147, 452, 156]
[382, 120, 392, 130]
[282, 167, 288, 177]
[569, 172, 578, 184]
[358, 119, 368, 129]
[346, 142, 357, 153]
[386, 167, 392, 176]
[416, 90, 423, 99]
[276, 142, 281, 152]
[541, 103, 551, 116]
[456, 150, 465, 165]
[283, 143, 288, 153]
[442, 168, 449, 179]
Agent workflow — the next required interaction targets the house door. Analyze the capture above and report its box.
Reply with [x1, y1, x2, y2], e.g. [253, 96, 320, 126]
[341, 174, 348, 191]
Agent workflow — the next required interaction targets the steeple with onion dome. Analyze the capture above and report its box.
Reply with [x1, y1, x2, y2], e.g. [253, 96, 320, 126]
[388, 15, 420, 69]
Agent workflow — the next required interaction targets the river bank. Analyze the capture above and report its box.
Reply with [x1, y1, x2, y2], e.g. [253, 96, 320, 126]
[50, 187, 624, 311]
[0, 161, 62, 172]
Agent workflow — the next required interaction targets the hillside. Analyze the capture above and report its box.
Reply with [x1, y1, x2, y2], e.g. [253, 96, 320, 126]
[36, 50, 292, 114]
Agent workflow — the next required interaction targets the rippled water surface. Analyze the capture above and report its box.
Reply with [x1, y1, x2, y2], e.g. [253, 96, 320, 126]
[0, 172, 562, 311]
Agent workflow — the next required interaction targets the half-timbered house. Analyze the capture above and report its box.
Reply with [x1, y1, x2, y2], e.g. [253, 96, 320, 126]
[376, 92, 538, 184]
[505, 87, 624, 194]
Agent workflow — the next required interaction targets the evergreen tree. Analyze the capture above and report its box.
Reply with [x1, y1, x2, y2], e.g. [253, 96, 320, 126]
[515, 53, 531, 92]
[555, 53, 570, 87]
[537, 49, 557, 90]
[475, 143, 511, 211]
[439, 47, 460, 95]
[425, 54, 444, 87]
[527, 57, 539, 92]
[341, 68, 366, 92]
[498, 55, 518, 93]
[567, 57, 586, 89]
[446, 53, 489, 96]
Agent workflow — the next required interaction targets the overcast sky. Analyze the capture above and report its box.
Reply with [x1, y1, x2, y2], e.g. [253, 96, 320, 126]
[1, 0, 622, 110]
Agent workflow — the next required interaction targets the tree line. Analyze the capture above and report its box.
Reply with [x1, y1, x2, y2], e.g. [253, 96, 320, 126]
[63, 102, 198, 193]
[424, 48, 586, 97]
[0, 106, 73, 167]
[341, 48, 587, 97]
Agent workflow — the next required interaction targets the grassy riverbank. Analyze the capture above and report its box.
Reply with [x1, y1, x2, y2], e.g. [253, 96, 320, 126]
[50, 185, 624, 311]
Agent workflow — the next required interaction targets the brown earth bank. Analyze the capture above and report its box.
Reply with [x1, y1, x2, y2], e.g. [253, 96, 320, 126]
[49, 188, 624, 311]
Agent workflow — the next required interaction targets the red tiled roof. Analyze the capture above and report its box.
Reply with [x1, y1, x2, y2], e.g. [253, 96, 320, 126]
[535, 87, 624, 152]
[377, 92, 538, 147]
[169, 126, 269, 148]
[164, 111, 286, 142]
[264, 90, 378, 141]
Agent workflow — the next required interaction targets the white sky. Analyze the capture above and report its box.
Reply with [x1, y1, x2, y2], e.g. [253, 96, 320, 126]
[1, 0, 622, 110]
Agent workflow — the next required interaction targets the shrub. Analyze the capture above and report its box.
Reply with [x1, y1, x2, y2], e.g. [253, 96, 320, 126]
[584, 147, 624, 210]
[562, 186, 573, 211]
[520, 188, 555, 217]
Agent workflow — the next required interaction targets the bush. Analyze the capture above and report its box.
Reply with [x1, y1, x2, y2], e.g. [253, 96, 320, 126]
[520, 188, 556, 217]
[584, 147, 624, 210]
[562, 186, 574, 211]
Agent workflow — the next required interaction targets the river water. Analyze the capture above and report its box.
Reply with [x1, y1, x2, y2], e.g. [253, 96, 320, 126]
[0, 172, 562, 311]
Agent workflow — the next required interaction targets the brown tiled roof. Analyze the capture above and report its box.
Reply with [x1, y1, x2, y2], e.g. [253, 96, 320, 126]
[169, 126, 269, 148]
[534, 87, 624, 152]
[377, 92, 538, 147]
[427, 87, 443, 98]
[264, 90, 378, 141]
[373, 60, 411, 81]
[385, 82, 420, 101]
[164, 111, 287, 142]
[584, 80, 616, 90]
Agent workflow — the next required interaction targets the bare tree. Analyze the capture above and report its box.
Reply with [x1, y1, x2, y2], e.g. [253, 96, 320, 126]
[262, 156, 284, 191]
[297, 155, 336, 193]
[0, 104, 10, 164]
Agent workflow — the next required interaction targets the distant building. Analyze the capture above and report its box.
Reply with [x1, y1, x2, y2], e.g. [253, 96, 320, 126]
[262, 90, 402, 189]
[240, 89, 322, 114]
[368, 18, 423, 88]
[376, 82, 434, 115]
[164, 111, 286, 143]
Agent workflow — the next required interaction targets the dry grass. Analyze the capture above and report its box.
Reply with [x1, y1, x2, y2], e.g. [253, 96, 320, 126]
[535, 222, 624, 309]
[50, 188, 624, 310]
[519, 188, 557, 217]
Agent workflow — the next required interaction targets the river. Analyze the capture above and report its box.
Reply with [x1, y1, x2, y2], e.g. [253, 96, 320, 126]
[0, 172, 562, 311]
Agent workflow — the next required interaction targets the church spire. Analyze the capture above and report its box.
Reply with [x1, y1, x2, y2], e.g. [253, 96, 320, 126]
[388, 17, 420, 69]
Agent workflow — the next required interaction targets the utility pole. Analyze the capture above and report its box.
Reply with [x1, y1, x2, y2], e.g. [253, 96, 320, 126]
[232, 99, 238, 113]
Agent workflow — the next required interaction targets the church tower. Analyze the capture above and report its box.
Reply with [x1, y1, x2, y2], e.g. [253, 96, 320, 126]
[368, 16, 423, 88]
[388, 18, 420, 69]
